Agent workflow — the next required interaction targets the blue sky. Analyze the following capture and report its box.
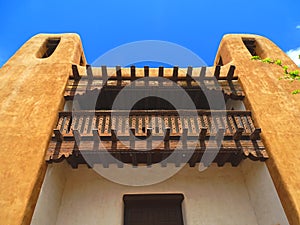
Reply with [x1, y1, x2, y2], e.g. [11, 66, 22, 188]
[0, 0, 299, 67]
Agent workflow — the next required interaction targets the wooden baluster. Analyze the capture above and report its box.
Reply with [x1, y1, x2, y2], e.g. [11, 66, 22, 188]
[147, 128, 152, 150]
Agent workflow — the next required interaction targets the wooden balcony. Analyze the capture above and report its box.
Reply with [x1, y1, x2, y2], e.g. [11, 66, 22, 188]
[46, 110, 267, 168]
[64, 65, 244, 110]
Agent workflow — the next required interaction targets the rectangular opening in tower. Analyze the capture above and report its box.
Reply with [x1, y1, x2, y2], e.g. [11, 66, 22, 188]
[242, 38, 256, 56]
[41, 38, 61, 58]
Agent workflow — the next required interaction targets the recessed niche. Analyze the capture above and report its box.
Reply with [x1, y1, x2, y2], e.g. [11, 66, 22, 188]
[37, 38, 61, 58]
[242, 38, 257, 56]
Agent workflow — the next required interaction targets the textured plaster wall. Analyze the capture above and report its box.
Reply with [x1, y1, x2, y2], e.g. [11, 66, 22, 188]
[30, 163, 69, 225]
[1, 32, 298, 225]
[0, 33, 86, 225]
[215, 34, 300, 225]
[32, 163, 288, 225]
[241, 160, 289, 225]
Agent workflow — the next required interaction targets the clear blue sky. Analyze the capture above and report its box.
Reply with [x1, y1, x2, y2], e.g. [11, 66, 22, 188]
[0, 0, 300, 67]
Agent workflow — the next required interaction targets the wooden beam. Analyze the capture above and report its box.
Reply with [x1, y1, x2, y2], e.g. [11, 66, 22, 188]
[227, 65, 235, 81]
[173, 66, 179, 82]
[116, 153, 124, 168]
[199, 127, 207, 150]
[233, 127, 244, 141]
[144, 66, 149, 77]
[101, 65, 108, 81]
[217, 153, 231, 167]
[92, 129, 100, 151]
[72, 129, 81, 143]
[102, 152, 109, 168]
[54, 129, 63, 142]
[147, 152, 152, 167]
[186, 66, 193, 86]
[216, 128, 225, 146]
[164, 127, 170, 150]
[130, 128, 135, 150]
[188, 152, 199, 167]
[187, 66, 193, 77]
[72, 65, 81, 80]
[116, 65, 122, 85]
[200, 66, 206, 79]
[214, 65, 221, 79]
[131, 153, 137, 167]
[182, 128, 188, 150]
[130, 65, 136, 81]
[86, 64, 93, 80]
[86, 65, 93, 90]
[147, 128, 152, 150]
[72, 129, 81, 155]
[250, 128, 261, 140]
[158, 66, 164, 77]
[92, 129, 100, 142]
[199, 127, 207, 141]
[144, 66, 149, 86]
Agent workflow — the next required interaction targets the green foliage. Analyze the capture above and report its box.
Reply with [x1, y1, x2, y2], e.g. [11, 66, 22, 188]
[251, 56, 261, 60]
[275, 59, 282, 66]
[262, 58, 273, 63]
[251, 56, 300, 94]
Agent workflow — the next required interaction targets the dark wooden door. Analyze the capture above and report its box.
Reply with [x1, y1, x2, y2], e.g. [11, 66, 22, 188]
[123, 194, 184, 225]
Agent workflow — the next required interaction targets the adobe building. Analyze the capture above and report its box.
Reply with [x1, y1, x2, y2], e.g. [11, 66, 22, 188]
[0, 33, 299, 225]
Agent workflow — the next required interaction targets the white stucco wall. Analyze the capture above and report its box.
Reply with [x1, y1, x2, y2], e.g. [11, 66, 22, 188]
[241, 160, 289, 225]
[31, 161, 288, 225]
[31, 163, 69, 225]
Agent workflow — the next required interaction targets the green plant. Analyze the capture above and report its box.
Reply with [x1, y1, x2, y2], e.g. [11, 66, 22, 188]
[262, 58, 273, 63]
[251, 56, 300, 94]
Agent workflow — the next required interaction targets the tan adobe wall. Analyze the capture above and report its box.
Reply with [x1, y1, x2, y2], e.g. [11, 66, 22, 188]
[0, 33, 86, 225]
[0, 33, 299, 225]
[215, 34, 300, 225]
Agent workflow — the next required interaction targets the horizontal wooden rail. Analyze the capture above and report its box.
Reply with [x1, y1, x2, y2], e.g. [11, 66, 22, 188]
[65, 65, 244, 102]
[46, 110, 268, 167]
